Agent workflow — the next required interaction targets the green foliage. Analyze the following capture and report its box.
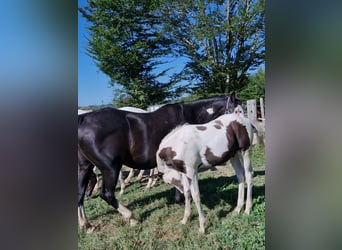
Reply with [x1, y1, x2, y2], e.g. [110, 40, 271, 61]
[161, 0, 265, 96]
[239, 68, 265, 102]
[78, 144, 265, 249]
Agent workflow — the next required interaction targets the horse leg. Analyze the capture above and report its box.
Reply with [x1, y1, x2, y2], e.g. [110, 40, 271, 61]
[150, 168, 158, 187]
[230, 154, 245, 213]
[190, 174, 205, 234]
[174, 188, 185, 206]
[241, 149, 253, 214]
[99, 166, 138, 226]
[78, 159, 95, 232]
[124, 167, 134, 184]
[136, 169, 144, 181]
[180, 174, 191, 225]
[93, 167, 101, 194]
[85, 168, 97, 197]
[145, 168, 158, 190]
[118, 170, 126, 197]
[145, 169, 154, 190]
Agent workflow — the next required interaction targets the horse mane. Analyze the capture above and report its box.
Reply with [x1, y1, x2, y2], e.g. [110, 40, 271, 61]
[181, 96, 227, 106]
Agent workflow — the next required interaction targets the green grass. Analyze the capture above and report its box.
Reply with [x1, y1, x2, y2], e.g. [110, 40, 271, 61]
[78, 145, 265, 249]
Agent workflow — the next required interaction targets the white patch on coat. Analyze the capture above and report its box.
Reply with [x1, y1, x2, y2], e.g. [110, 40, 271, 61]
[119, 106, 147, 113]
[206, 108, 214, 114]
[78, 109, 92, 115]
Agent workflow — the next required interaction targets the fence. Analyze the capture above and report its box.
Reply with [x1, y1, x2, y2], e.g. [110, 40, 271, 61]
[246, 97, 265, 145]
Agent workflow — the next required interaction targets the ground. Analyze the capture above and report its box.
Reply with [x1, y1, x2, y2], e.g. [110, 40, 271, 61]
[78, 144, 265, 249]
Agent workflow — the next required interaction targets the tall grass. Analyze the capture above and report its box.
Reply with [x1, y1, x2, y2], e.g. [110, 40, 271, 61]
[79, 145, 265, 249]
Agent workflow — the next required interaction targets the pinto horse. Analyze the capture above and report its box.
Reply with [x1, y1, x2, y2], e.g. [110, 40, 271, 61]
[157, 110, 253, 233]
[78, 93, 241, 231]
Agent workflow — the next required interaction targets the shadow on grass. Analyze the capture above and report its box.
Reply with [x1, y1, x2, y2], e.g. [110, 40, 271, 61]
[86, 169, 265, 222]
[254, 170, 265, 177]
[125, 175, 265, 221]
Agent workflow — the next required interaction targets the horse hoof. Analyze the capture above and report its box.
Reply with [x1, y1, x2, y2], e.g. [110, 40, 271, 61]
[244, 210, 251, 215]
[129, 218, 139, 227]
[86, 226, 96, 234]
[199, 228, 205, 234]
[233, 207, 242, 214]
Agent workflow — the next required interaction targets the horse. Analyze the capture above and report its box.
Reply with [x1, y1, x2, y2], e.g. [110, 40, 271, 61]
[84, 106, 157, 198]
[78, 92, 241, 231]
[118, 107, 152, 186]
[156, 110, 253, 233]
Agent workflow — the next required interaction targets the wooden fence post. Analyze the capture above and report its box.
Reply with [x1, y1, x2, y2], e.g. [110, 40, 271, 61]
[260, 97, 265, 120]
[247, 99, 257, 121]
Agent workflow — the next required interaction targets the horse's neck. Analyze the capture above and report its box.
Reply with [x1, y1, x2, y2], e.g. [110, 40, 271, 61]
[182, 101, 222, 124]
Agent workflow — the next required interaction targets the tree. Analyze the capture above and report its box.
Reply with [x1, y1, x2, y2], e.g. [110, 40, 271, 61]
[79, 0, 182, 108]
[161, 0, 265, 97]
[239, 68, 265, 102]
[79, 0, 265, 107]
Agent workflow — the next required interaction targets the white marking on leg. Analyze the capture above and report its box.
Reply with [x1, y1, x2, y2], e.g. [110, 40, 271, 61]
[181, 175, 191, 225]
[242, 150, 253, 214]
[78, 205, 91, 229]
[117, 203, 132, 219]
[150, 168, 158, 187]
[124, 168, 134, 184]
[93, 179, 100, 194]
[117, 203, 139, 226]
[206, 108, 214, 114]
[118, 170, 125, 197]
[230, 155, 245, 213]
[136, 169, 144, 181]
[92, 167, 100, 194]
[145, 169, 154, 189]
[190, 175, 205, 234]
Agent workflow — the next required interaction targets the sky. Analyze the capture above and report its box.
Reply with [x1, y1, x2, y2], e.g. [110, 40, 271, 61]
[78, 0, 114, 107]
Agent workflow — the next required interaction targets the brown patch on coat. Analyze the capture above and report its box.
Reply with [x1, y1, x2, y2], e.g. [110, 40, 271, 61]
[226, 121, 250, 151]
[214, 120, 224, 127]
[171, 178, 184, 192]
[204, 121, 251, 166]
[213, 120, 223, 129]
[158, 147, 186, 173]
[159, 147, 176, 160]
[196, 126, 207, 131]
[204, 147, 236, 166]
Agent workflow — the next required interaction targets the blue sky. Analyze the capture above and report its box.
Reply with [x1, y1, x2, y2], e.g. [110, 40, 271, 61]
[78, 0, 113, 106]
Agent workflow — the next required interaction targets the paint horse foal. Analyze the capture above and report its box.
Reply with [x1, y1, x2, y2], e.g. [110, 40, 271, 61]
[157, 112, 253, 233]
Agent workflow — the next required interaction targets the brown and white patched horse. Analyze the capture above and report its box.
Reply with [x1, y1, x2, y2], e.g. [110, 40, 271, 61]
[78, 93, 241, 231]
[156, 111, 253, 233]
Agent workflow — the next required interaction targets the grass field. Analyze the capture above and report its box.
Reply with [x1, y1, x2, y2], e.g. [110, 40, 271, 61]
[78, 144, 265, 249]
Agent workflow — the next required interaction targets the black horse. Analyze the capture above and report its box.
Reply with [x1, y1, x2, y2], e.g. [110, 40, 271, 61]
[78, 92, 241, 230]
